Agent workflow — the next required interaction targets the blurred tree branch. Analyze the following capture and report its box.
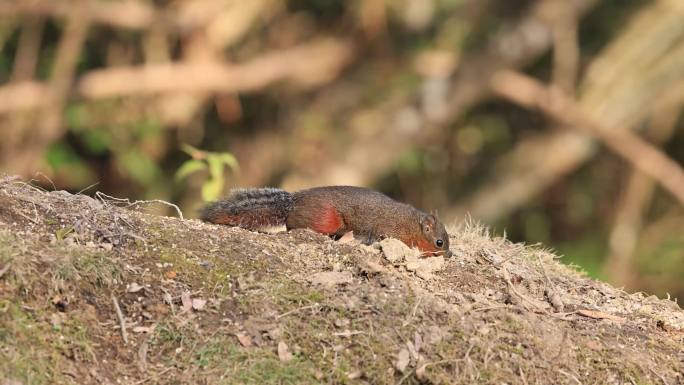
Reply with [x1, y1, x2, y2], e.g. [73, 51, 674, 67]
[602, 104, 680, 287]
[0, 0, 161, 30]
[449, 0, 684, 223]
[0, 39, 353, 113]
[546, 0, 580, 95]
[11, 16, 44, 82]
[491, 70, 684, 206]
[79, 39, 352, 98]
[275, 0, 600, 192]
[11, 10, 92, 179]
[433, 0, 597, 125]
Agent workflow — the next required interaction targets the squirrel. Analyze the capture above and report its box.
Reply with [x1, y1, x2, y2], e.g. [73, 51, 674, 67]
[200, 186, 451, 257]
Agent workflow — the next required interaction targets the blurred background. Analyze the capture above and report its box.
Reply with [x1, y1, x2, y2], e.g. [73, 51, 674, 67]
[0, 0, 682, 300]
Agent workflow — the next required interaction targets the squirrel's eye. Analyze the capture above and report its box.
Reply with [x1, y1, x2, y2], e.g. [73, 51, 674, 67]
[436, 239, 444, 247]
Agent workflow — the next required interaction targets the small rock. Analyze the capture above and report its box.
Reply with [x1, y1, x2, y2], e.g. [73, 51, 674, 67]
[544, 288, 565, 312]
[585, 340, 602, 350]
[380, 238, 420, 263]
[278, 341, 293, 362]
[127, 283, 144, 293]
[424, 325, 448, 345]
[338, 231, 356, 244]
[406, 255, 445, 280]
[334, 318, 350, 328]
[192, 298, 207, 311]
[414, 332, 423, 353]
[395, 348, 411, 373]
[416, 363, 428, 380]
[132, 325, 155, 333]
[50, 312, 65, 329]
[406, 340, 418, 360]
[235, 332, 252, 347]
[405, 254, 421, 271]
[181, 292, 193, 312]
[347, 370, 362, 380]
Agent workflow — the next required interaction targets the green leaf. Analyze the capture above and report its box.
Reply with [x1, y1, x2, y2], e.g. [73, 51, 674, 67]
[65, 103, 89, 131]
[118, 149, 161, 184]
[206, 154, 225, 181]
[203, 155, 226, 201]
[217, 152, 239, 172]
[175, 160, 207, 182]
[82, 129, 111, 155]
[201, 178, 223, 202]
[181, 143, 202, 158]
[45, 143, 80, 167]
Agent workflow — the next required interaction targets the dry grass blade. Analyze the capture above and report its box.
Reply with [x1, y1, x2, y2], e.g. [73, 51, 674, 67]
[112, 295, 129, 344]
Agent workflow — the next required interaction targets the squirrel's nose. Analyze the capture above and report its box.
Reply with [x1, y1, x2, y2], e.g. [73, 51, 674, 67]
[444, 250, 453, 258]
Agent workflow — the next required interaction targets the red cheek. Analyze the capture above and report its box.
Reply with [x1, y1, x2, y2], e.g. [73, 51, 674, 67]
[402, 236, 439, 255]
[311, 204, 343, 235]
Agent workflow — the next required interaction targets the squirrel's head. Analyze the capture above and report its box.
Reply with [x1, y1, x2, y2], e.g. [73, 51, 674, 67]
[420, 213, 452, 257]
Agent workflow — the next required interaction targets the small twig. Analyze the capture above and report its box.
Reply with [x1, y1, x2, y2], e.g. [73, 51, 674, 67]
[402, 296, 423, 327]
[13, 209, 40, 224]
[95, 191, 184, 220]
[332, 331, 365, 337]
[75, 181, 100, 195]
[276, 303, 319, 320]
[557, 369, 583, 385]
[551, 331, 568, 361]
[467, 304, 509, 314]
[0, 262, 10, 279]
[132, 367, 174, 385]
[417, 359, 457, 371]
[34, 172, 56, 191]
[128, 200, 184, 220]
[137, 340, 149, 373]
[536, 254, 555, 287]
[519, 366, 529, 385]
[396, 368, 415, 385]
[537, 254, 565, 311]
[112, 295, 128, 344]
[14, 180, 47, 194]
[649, 367, 670, 385]
[502, 265, 547, 313]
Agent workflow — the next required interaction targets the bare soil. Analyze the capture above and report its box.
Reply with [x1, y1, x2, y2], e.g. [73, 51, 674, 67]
[0, 175, 682, 385]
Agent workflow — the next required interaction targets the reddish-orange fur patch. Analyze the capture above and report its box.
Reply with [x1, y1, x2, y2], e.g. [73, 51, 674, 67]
[210, 213, 239, 225]
[311, 204, 343, 235]
[402, 235, 439, 255]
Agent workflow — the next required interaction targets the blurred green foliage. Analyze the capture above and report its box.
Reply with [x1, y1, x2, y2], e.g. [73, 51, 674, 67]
[176, 145, 239, 202]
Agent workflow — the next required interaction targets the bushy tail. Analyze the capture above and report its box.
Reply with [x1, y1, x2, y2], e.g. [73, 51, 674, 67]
[200, 188, 293, 230]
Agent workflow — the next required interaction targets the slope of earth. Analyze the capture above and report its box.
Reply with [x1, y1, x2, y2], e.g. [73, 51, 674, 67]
[0, 175, 682, 385]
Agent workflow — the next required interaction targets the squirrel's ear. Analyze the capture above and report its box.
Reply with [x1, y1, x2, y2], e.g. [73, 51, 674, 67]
[421, 214, 437, 232]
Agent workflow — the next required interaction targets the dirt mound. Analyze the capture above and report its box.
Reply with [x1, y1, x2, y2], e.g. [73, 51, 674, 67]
[1, 175, 682, 384]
